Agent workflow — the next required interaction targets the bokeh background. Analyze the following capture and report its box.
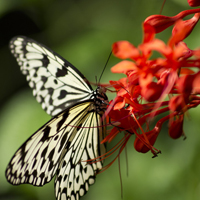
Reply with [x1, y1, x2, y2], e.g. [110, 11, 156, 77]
[1, 0, 200, 200]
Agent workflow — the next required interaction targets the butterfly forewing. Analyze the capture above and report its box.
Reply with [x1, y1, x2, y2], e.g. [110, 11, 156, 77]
[10, 36, 94, 116]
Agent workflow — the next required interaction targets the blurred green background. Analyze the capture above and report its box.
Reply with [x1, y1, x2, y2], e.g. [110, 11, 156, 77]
[1, 0, 200, 200]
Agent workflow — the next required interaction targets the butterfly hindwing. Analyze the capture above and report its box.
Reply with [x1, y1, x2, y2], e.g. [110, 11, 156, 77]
[55, 109, 106, 200]
[6, 101, 106, 190]
[10, 36, 94, 116]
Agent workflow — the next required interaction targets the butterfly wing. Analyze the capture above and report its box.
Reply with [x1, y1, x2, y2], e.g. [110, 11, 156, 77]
[10, 36, 94, 116]
[55, 107, 106, 200]
[6, 100, 106, 191]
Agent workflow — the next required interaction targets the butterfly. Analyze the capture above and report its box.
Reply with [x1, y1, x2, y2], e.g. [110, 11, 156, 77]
[5, 36, 108, 200]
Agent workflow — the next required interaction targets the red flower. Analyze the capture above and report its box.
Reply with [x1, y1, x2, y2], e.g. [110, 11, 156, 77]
[105, 8, 200, 159]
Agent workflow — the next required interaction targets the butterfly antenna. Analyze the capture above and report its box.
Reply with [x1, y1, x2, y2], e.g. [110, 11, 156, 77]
[98, 51, 112, 84]
[95, 76, 98, 85]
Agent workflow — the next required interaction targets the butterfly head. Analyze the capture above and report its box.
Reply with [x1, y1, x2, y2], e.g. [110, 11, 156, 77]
[93, 86, 109, 113]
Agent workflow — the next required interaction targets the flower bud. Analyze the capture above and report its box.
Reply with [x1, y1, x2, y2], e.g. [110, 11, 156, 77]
[169, 116, 184, 139]
[144, 15, 176, 33]
[134, 129, 159, 153]
[187, 0, 200, 7]
[169, 95, 189, 112]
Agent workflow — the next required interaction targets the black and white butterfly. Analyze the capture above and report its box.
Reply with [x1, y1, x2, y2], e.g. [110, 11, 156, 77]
[5, 36, 108, 200]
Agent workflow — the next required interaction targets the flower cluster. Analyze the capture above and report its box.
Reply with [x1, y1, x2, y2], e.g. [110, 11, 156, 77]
[104, 1, 200, 158]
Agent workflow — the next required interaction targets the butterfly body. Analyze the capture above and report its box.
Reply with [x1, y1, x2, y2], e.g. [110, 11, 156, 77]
[6, 36, 108, 200]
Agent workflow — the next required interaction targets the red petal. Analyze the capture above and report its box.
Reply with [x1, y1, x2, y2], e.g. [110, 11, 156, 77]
[113, 99, 125, 110]
[169, 95, 189, 112]
[141, 82, 163, 102]
[169, 14, 200, 47]
[142, 23, 155, 43]
[192, 71, 200, 93]
[112, 41, 140, 59]
[111, 60, 137, 74]
[176, 74, 194, 94]
[139, 39, 171, 58]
